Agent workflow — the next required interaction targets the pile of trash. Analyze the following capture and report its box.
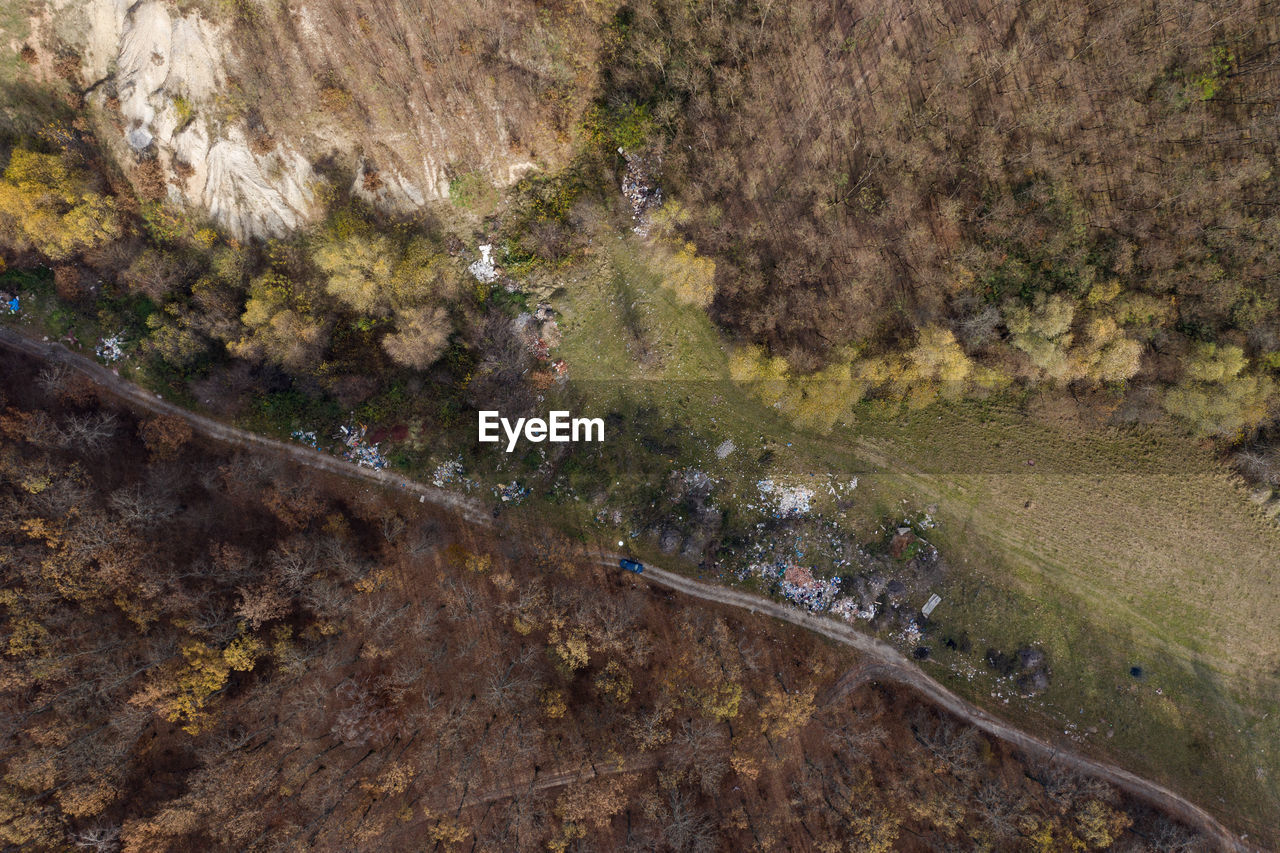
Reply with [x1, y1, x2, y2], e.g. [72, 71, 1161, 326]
[830, 597, 877, 621]
[468, 244, 498, 283]
[743, 561, 843, 612]
[431, 459, 465, 488]
[95, 333, 126, 363]
[496, 481, 528, 503]
[756, 479, 814, 517]
[290, 430, 318, 448]
[621, 151, 663, 236]
[513, 303, 568, 384]
[337, 423, 388, 470]
[779, 565, 843, 610]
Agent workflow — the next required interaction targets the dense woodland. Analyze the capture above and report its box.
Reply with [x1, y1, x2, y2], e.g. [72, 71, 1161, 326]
[0, 348, 1208, 851]
[1, 0, 1279, 456]
[597, 0, 1280, 434]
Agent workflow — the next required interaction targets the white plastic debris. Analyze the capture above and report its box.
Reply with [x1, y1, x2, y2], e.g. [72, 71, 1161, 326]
[468, 244, 497, 283]
[757, 479, 814, 517]
[95, 333, 126, 363]
[290, 430, 318, 448]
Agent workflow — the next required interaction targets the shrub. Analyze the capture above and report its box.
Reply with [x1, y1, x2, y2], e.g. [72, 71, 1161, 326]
[381, 305, 452, 370]
[0, 149, 121, 260]
[447, 170, 497, 213]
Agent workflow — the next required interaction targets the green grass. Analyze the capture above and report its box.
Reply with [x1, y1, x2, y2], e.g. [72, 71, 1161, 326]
[0, 7, 30, 85]
[546, 233, 1280, 843]
[834, 402, 1280, 838]
[447, 170, 498, 215]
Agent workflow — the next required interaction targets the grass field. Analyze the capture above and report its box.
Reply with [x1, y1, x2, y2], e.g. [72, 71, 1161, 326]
[841, 407, 1280, 840]
[548, 233, 1280, 843]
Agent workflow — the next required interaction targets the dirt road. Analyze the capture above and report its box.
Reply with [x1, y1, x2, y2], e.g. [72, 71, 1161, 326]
[0, 326, 1256, 851]
[627, 563, 1254, 851]
[0, 327, 491, 526]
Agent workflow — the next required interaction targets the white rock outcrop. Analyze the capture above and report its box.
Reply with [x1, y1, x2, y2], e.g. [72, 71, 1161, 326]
[59, 0, 318, 239]
[40, 0, 572, 239]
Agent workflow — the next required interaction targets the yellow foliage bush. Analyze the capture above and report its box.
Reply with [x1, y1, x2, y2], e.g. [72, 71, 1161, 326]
[758, 685, 815, 740]
[314, 232, 395, 316]
[0, 149, 121, 260]
[149, 634, 262, 734]
[231, 273, 327, 371]
[541, 688, 568, 719]
[656, 241, 716, 307]
[594, 660, 634, 704]
[1005, 293, 1144, 383]
[697, 681, 742, 722]
[1164, 343, 1275, 437]
[549, 626, 590, 673]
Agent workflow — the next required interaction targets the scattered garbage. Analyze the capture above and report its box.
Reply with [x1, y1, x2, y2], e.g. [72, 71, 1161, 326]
[290, 430, 318, 448]
[468, 244, 498, 283]
[756, 479, 814, 517]
[432, 459, 465, 488]
[741, 560, 842, 611]
[512, 305, 569, 382]
[715, 439, 736, 459]
[621, 152, 662, 236]
[337, 423, 388, 469]
[781, 566, 842, 610]
[496, 481, 528, 503]
[95, 332, 126, 363]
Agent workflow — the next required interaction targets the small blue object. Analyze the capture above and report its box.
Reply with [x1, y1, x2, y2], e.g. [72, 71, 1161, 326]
[618, 558, 644, 574]
[6, 297, 18, 314]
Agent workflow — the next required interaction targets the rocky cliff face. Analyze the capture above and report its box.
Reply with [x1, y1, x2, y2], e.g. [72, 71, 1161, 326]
[41, 0, 603, 238]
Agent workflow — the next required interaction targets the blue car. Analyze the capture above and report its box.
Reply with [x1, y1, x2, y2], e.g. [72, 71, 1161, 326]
[618, 558, 644, 574]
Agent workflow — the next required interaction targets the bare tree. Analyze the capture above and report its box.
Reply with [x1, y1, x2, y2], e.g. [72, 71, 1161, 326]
[71, 824, 121, 852]
[974, 781, 1022, 841]
[37, 362, 71, 396]
[405, 522, 439, 557]
[59, 411, 118, 454]
[381, 513, 406, 544]
[663, 788, 716, 853]
[109, 483, 176, 528]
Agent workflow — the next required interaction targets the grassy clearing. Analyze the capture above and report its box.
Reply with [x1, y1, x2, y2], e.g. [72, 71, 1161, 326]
[0, 7, 30, 85]
[836, 403, 1280, 838]
[547, 233, 1280, 842]
[846, 403, 1280, 681]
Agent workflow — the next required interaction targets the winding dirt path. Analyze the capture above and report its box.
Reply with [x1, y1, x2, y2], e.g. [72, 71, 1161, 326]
[0, 327, 491, 525]
[627, 564, 1254, 851]
[0, 326, 1256, 851]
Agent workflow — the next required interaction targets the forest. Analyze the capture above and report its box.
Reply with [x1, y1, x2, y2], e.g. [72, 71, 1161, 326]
[0, 0, 1276, 448]
[0, 0, 1278, 462]
[0, 345, 1207, 851]
[1, 1, 1278, 847]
